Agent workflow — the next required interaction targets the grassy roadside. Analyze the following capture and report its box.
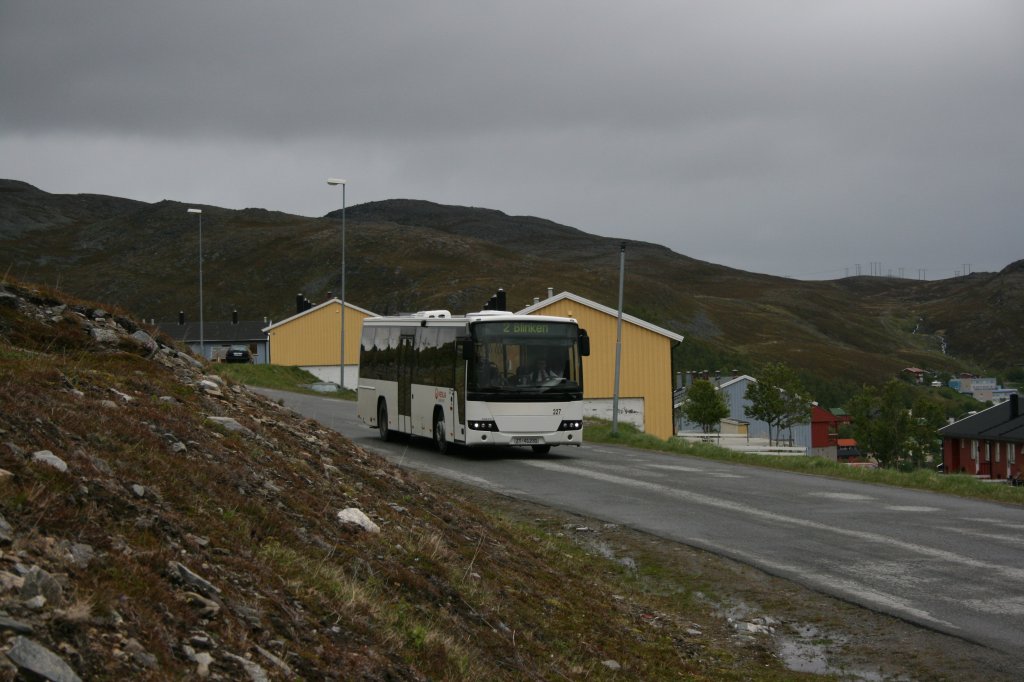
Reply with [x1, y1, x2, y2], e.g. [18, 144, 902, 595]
[210, 362, 357, 400]
[585, 420, 1024, 506]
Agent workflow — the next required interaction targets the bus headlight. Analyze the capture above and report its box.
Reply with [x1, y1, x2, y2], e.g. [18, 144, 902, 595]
[468, 420, 499, 432]
[557, 420, 583, 431]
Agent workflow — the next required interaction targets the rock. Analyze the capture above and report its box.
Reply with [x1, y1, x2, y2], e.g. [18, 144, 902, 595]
[734, 620, 772, 635]
[198, 380, 223, 397]
[5, 636, 82, 682]
[255, 645, 294, 677]
[168, 561, 222, 599]
[63, 542, 96, 569]
[601, 659, 622, 670]
[336, 508, 381, 534]
[131, 330, 158, 355]
[179, 351, 204, 369]
[233, 605, 263, 629]
[206, 416, 252, 436]
[185, 533, 210, 548]
[109, 388, 134, 402]
[90, 326, 120, 345]
[20, 566, 64, 606]
[182, 591, 221, 619]
[124, 638, 158, 669]
[0, 512, 13, 545]
[192, 651, 214, 678]
[23, 595, 47, 610]
[31, 450, 68, 472]
[224, 652, 270, 682]
[0, 614, 34, 635]
[0, 570, 24, 591]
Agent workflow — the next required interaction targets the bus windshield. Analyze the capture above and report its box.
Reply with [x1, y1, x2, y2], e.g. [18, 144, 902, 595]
[469, 320, 582, 395]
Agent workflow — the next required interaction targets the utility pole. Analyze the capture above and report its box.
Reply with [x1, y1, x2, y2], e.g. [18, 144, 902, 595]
[611, 242, 626, 436]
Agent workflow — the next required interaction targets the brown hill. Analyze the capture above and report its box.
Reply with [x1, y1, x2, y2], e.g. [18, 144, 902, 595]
[2, 180, 1021, 396]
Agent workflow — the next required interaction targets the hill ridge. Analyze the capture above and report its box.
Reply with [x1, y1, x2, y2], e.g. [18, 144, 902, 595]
[2, 179, 1020, 392]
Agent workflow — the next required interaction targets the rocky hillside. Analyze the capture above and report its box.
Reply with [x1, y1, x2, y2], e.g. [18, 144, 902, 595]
[1, 278, 798, 680]
[3, 179, 1022, 393]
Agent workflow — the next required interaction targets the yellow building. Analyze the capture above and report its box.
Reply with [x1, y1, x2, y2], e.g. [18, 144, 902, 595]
[263, 299, 377, 389]
[519, 291, 684, 440]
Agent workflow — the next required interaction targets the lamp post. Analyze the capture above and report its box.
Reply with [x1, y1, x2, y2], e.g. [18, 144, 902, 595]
[327, 178, 347, 388]
[187, 208, 204, 359]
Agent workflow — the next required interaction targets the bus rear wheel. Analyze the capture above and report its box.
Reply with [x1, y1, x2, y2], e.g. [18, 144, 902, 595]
[531, 444, 552, 455]
[377, 401, 390, 441]
[433, 410, 449, 454]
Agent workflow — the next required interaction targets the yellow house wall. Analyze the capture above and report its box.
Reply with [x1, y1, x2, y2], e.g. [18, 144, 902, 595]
[268, 303, 369, 366]
[529, 300, 676, 440]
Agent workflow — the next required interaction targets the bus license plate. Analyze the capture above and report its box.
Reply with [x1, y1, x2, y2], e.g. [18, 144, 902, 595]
[511, 437, 541, 445]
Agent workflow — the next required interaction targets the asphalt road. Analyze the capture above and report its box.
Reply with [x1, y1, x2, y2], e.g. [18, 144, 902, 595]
[253, 387, 1024, 655]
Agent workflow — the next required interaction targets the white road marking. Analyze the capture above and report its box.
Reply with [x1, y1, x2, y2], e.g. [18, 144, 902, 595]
[699, 541, 958, 630]
[646, 464, 705, 473]
[521, 459, 1024, 581]
[963, 518, 1024, 531]
[939, 526, 1024, 548]
[807, 492, 874, 501]
[885, 506, 940, 512]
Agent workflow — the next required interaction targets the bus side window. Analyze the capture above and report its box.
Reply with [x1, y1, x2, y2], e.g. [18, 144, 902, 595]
[414, 327, 439, 385]
[360, 327, 376, 378]
[579, 329, 590, 357]
[436, 327, 457, 388]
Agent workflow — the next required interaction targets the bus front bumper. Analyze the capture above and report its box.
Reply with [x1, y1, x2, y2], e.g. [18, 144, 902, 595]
[464, 429, 582, 448]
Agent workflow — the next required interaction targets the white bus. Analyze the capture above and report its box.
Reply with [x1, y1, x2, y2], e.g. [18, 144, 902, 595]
[356, 310, 590, 453]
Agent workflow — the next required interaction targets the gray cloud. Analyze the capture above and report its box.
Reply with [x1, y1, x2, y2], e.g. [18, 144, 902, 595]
[2, 0, 1022, 279]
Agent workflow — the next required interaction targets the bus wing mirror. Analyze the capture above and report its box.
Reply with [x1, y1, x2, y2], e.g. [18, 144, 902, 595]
[462, 338, 474, 361]
[579, 330, 590, 357]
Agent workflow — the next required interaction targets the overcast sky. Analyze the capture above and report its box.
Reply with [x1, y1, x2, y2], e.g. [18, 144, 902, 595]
[2, 1, 1022, 279]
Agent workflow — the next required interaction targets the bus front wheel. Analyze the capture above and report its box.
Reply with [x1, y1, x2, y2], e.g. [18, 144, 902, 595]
[433, 410, 449, 454]
[377, 401, 390, 442]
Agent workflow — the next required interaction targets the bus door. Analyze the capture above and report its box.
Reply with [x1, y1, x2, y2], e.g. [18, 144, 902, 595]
[397, 334, 415, 433]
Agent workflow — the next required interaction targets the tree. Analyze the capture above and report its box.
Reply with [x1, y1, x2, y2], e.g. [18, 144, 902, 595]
[907, 397, 947, 468]
[744, 363, 811, 445]
[682, 379, 729, 433]
[848, 382, 909, 468]
[847, 380, 945, 469]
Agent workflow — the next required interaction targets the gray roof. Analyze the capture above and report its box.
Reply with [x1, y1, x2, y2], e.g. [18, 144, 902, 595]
[155, 321, 267, 344]
[938, 396, 1024, 443]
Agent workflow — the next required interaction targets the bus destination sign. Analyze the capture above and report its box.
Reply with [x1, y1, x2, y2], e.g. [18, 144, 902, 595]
[505, 322, 549, 334]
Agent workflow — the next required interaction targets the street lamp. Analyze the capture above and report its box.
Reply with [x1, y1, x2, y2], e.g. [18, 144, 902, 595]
[187, 208, 204, 359]
[327, 178, 347, 388]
